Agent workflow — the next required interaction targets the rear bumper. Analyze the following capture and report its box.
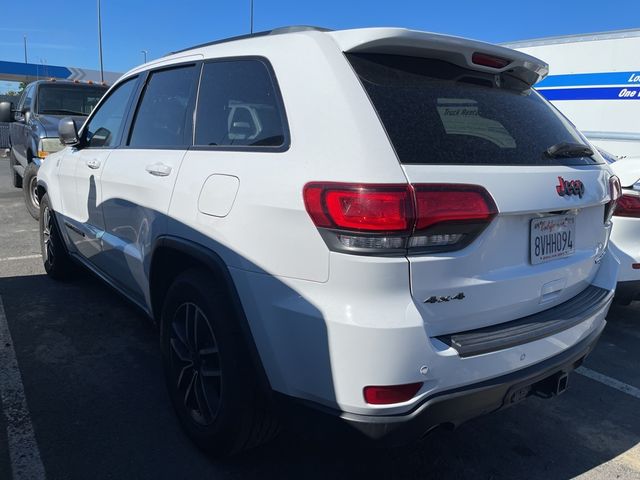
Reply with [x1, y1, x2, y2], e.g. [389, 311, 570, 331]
[436, 285, 610, 358]
[276, 321, 604, 446]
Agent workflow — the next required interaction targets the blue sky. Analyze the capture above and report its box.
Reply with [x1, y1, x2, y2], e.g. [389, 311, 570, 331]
[0, 0, 638, 92]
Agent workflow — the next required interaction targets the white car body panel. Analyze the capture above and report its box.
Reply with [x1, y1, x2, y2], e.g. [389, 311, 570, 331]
[403, 164, 611, 335]
[230, 246, 616, 413]
[99, 148, 188, 305]
[609, 156, 640, 187]
[608, 158, 640, 287]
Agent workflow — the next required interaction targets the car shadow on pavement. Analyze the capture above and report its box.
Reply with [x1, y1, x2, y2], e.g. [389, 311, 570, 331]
[1, 270, 639, 479]
[0, 173, 638, 479]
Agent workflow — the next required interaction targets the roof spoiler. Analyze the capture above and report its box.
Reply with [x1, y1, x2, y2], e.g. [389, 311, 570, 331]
[329, 28, 549, 86]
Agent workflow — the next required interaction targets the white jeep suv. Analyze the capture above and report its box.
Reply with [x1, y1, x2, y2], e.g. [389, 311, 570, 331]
[37, 26, 621, 455]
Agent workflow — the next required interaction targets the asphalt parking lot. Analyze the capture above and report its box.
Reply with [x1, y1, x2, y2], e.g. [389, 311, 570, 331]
[0, 157, 639, 479]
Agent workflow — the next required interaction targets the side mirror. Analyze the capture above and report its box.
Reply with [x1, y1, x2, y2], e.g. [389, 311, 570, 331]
[59, 117, 80, 145]
[0, 102, 13, 123]
[21, 105, 31, 123]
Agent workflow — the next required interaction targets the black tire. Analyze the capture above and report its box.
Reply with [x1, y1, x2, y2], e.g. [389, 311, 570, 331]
[39, 193, 75, 280]
[23, 162, 40, 220]
[160, 268, 278, 456]
[9, 148, 22, 189]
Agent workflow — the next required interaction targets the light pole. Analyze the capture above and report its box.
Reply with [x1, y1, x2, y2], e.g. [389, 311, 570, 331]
[141, 50, 148, 63]
[97, 0, 104, 83]
[250, 0, 254, 34]
[23, 35, 28, 63]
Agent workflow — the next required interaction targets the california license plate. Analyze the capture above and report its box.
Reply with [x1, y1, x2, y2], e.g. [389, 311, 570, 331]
[530, 215, 576, 265]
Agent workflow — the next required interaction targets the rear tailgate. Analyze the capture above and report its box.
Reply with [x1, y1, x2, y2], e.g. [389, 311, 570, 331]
[403, 164, 609, 335]
[344, 40, 614, 336]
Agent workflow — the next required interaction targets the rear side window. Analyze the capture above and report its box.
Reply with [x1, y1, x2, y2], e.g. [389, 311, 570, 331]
[347, 53, 598, 166]
[129, 65, 199, 147]
[194, 59, 287, 148]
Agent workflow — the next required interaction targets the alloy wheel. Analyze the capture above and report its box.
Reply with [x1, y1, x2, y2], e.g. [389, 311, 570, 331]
[41, 205, 54, 265]
[30, 176, 39, 208]
[169, 302, 222, 426]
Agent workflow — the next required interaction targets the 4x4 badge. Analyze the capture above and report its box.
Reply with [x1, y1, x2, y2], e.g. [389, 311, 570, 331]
[556, 177, 584, 198]
[424, 292, 465, 304]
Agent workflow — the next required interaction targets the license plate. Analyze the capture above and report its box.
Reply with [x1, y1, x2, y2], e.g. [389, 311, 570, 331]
[530, 215, 576, 265]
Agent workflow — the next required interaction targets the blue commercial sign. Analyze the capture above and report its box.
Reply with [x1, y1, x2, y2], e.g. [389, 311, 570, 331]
[536, 70, 640, 101]
[540, 87, 640, 101]
[537, 71, 640, 88]
[0, 60, 121, 84]
[0, 60, 71, 79]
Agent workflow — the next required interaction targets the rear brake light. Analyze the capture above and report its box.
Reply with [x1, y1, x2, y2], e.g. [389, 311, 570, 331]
[411, 185, 497, 249]
[414, 186, 497, 230]
[303, 182, 497, 255]
[324, 187, 412, 232]
[472, 52, 511, 69]
[605, 175, 622, 223]
[614, 192, 640, 218]
[303, 183, 412, 232]
[363, 382, 423, 405]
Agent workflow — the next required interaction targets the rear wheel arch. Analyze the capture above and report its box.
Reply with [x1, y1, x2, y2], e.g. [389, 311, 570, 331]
[149, 237, 272, 392]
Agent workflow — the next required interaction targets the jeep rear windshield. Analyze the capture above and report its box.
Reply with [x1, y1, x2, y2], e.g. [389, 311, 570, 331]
[37, 84, 107, 116]
[347, 53, 600, 166]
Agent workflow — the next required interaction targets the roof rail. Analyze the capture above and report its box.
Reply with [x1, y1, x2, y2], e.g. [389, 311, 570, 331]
[269, 26, 332, 35]
[169, 25, 331, 55]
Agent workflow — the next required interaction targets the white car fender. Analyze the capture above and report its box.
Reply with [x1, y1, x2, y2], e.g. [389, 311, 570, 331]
[609, 157, 640, 188]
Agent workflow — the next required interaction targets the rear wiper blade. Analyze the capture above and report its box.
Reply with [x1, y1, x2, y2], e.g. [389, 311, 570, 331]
[544, 142, 594, 159]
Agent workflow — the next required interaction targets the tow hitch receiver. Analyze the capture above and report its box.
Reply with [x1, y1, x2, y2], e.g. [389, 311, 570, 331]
[534, 371, 570, 399]
[505, 371, 570, 406]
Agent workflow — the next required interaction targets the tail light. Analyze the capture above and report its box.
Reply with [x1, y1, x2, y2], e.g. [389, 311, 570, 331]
[605, 175, 622, 223]
[614, 190, 640, 218]
[411, 185, 497, 250]
[303, 182, 497, 255]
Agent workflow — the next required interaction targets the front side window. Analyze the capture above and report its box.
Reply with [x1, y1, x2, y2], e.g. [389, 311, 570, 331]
[85, 77, 137, 148]
[128, 65, 199, 147]
[194, 59, 287, 148]
[21, 85, 35, 112]
[37, 85, 107, 116]
[16, 87, 27, 111]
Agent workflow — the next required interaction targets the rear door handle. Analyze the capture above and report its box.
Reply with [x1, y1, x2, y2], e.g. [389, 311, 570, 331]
[86, 159, 101, 169]
[145, 163, 172, 177]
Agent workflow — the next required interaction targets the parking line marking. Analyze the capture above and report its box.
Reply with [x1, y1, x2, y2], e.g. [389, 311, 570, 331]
[0, 295, 46, 479]
[0, 229, 39, 234]
[0, 255, 41, 262]
[576, 366, 640, 400]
